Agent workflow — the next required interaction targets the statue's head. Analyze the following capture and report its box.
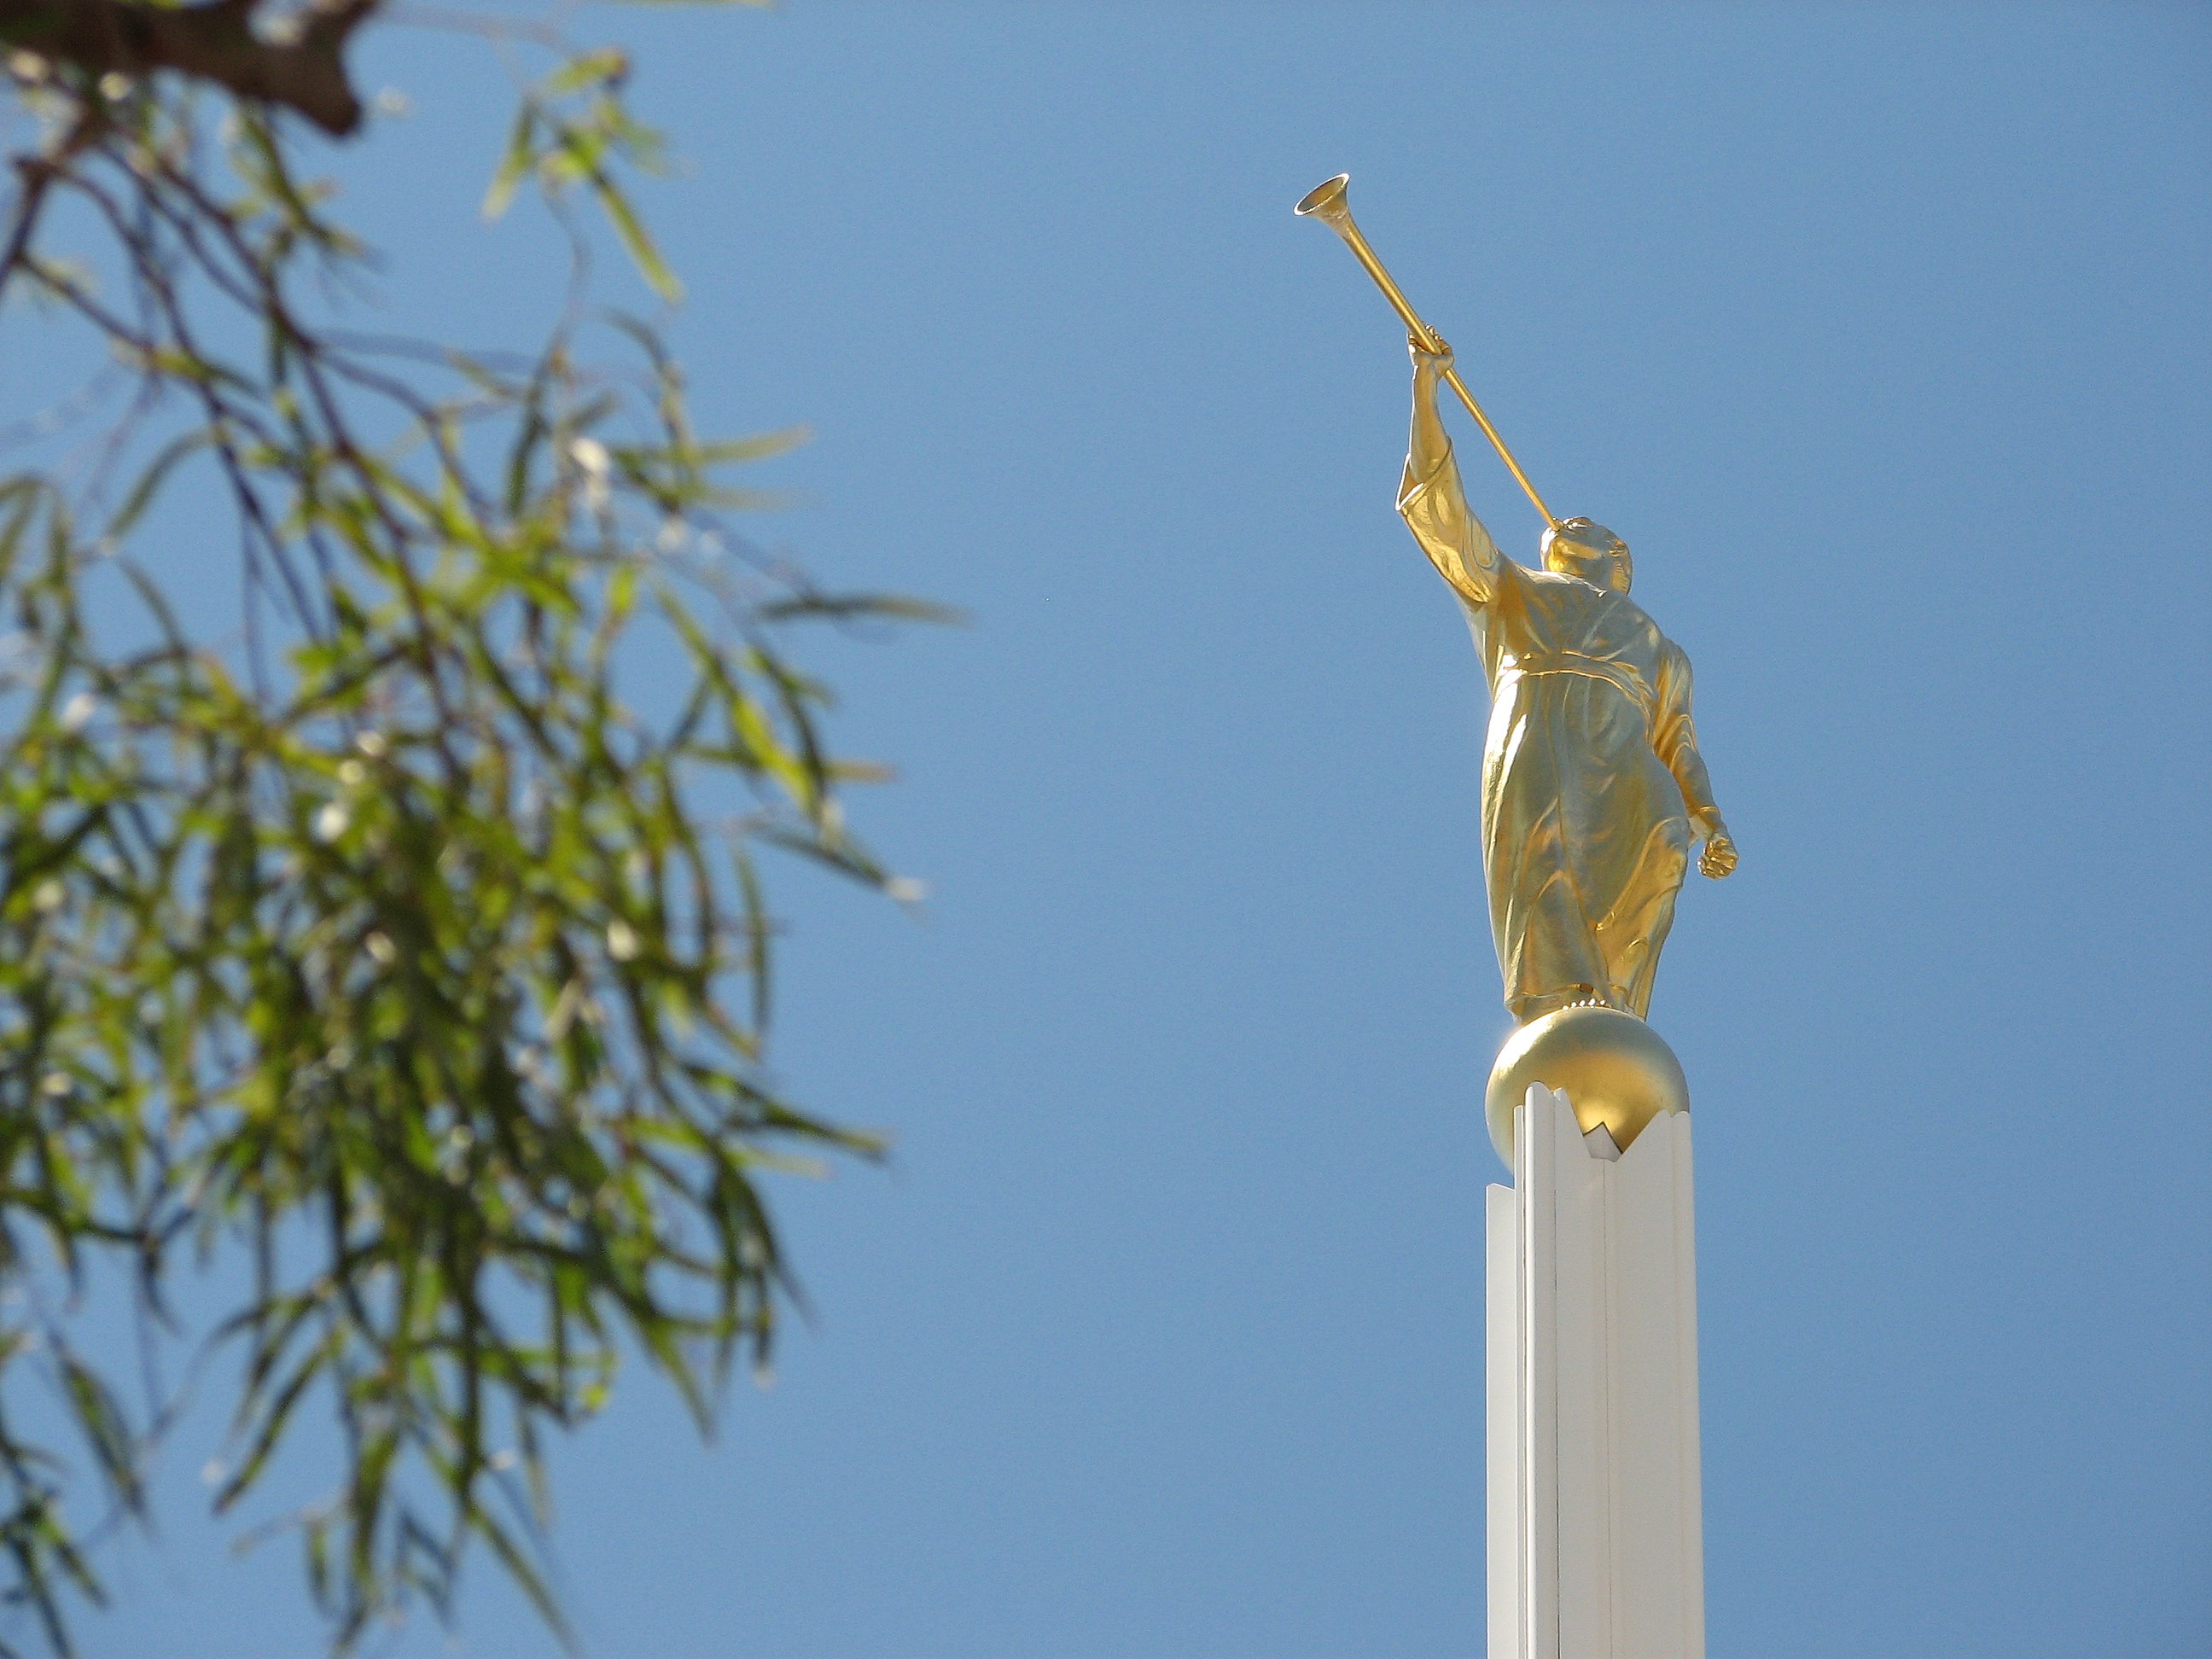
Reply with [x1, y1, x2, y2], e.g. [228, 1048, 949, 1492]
[1541, 518, 1632, 594]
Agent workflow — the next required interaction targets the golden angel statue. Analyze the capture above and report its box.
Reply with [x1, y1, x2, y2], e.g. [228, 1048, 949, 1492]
[1396, 335, 1737, 1025]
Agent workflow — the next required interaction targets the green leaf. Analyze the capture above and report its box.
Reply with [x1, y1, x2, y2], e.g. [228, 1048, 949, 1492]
[545, 48, 632, 96]
[482, 106, 539, 221]
[758, 591, 967, 625]
[106, 432, 212, 541]
[588, 173, 684, 301]
[688, 425, 812, 463]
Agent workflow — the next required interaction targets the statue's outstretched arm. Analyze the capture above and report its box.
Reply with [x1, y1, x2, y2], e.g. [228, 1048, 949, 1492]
[1396, 336, 1506, 608]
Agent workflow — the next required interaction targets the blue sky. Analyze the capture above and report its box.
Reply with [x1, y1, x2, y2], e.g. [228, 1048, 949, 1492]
[8, 3, 2209, 1656]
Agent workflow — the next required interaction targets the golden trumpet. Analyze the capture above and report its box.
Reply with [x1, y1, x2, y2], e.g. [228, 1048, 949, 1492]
[1295, 173, 1557, 530]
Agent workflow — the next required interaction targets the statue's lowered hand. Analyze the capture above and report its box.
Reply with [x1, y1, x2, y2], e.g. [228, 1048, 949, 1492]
[1698, 825, 1738, 880]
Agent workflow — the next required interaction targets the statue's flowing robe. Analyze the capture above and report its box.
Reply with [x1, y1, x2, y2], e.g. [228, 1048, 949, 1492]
[1399, 443, 1719, 1022]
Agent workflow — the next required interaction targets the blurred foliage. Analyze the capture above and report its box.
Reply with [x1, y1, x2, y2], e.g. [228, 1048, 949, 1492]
[0, 3, 928, 1650]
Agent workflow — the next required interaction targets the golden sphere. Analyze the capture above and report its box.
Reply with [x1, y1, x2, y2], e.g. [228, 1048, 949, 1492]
[1485, 1005, 1690, 1166]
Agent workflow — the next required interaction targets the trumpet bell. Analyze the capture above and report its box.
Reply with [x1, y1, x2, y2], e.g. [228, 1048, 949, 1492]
[1294, 173, 1353, 229]
[1293, 167, 1562, 528]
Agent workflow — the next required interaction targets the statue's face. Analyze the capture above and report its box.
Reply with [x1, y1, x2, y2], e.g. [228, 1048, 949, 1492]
[1542, 520, 1633, 594]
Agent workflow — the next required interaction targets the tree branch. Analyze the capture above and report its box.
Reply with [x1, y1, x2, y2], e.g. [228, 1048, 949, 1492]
[2, 0, 381, 136]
